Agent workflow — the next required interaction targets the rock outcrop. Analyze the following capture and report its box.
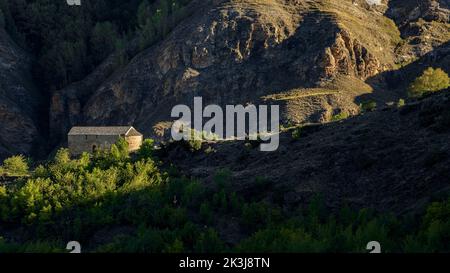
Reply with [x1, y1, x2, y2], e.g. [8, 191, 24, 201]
[387, 0, 449, 63]
[322, 30, 381, 79]
[387, 0, 449, 26]
[50, 0, 409, 141]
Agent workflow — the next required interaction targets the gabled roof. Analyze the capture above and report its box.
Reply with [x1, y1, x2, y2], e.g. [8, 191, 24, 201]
[68, 126, 143, 136]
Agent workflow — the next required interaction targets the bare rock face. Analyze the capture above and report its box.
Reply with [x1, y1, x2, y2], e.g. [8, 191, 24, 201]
[0, 29, 43, 159]
[386, 0, 449, 69]
[387, 0, 449, 26]
[48, 0, 445, 142]
[322, 30, 381, 79]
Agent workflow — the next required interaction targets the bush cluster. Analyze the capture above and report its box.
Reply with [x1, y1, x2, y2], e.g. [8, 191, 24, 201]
[0, 139, 448, 253]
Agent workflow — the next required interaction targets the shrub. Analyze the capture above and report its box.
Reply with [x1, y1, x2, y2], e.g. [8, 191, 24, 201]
[181, 180, 205, 208]
[407, 198, 450, 252]
[199, 202, 213, 224]
[137, 139, 155, 160]
[193, 229, 225, 253]
[291, 127, 302, 140]
[331, 111, 349, 122]
[205, 146, 216, 154]
[0, 186, 8, 220]
[1, 155, 29, 176]
[188, 138, 202, 151]
[237, 227, 321, 252]
[214, 169, 232, 191]
[212, 190, 228, 212]
[188, 130, 203, 151]
[176, 128, 203, 152]
[114, 137, 130, 160]
[397, 98, 405, 108]
[241, 202, 279, 231]
[163, 239, 184, 253]
[54, 148, 71, 165]
[360, 100, 377, 112]
[408, 67, 450, 98]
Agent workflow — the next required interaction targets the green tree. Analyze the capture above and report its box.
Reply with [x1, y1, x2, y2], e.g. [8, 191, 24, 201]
[154, 0, 170, 37]
[137, 139, 155, 160]
[54, 148, 71, 165]
[110, 138, 130, 163]
[0, 185, 8, 220]
[137, 0, 151, 28]
[193, 229, 225, 253]
[360, 100, 377, 112]
[1, 155, 29, 176]
[409, 67, 450, 98]
[90, 22, 119, 64]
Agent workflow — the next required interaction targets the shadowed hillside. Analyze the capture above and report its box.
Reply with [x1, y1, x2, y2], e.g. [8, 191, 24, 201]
[161, 89, 450, 215]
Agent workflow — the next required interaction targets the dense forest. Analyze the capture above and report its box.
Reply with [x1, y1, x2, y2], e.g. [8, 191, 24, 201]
[0, 138, 449, 253]
[0, 0, 193, 91]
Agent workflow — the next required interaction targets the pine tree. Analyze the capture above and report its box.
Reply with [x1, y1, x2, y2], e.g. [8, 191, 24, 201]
[90, 21, 119, 64]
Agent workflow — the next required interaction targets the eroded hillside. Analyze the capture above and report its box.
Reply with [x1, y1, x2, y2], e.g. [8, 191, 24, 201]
[48, 0, 449, 146]
[0, 0, 448, 158]
[161, 89, 450, 215]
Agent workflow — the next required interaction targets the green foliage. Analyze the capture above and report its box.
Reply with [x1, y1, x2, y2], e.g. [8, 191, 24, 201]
[1, 155, 29, 176]
[241, 202, 281, 232]
[179, 129, 203, 152]
[205, 146, 216, 154]
[409, 67, 450, 98]
[0, 146, 449, 253]
[199, 202, 213, 224]
[405, 198, 450, 252]
[291, 127, 302, 140]
[0, 186, 8, 220]
[397, 98, 406, 108]
[193, 228, 225, 253]
[360, 100, 377, 112]
[1, 0, 193, 90]
[111, 137, 130, 162]
[137, 139, 155, 160]
[331, 111, 349, 122]
[189, 136, 203, 152]
[90, 22, 119, 64]
[136, 0, 191, 50]
[0, 237, 62, 253]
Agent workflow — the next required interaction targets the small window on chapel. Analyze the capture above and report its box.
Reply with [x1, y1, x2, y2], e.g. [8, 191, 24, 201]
[85, 135, 87, 140]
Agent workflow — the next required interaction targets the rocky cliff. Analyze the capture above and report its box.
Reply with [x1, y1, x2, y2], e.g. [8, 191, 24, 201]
[50, 0, 443, 142]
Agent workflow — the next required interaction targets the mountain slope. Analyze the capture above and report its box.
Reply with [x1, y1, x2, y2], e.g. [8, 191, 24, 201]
[0, 0, 448, 158]
[161, 89, 450, 215]
[0, 29, 43, 159]
[49, 0, 448, 142]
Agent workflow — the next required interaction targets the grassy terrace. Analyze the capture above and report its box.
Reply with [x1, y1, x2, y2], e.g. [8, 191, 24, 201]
[262, 88, 340, 101]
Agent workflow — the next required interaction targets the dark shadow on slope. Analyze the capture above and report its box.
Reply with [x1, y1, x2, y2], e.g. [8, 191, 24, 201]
[385, 0, 450, 32]
[356, 40, 450, 105]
